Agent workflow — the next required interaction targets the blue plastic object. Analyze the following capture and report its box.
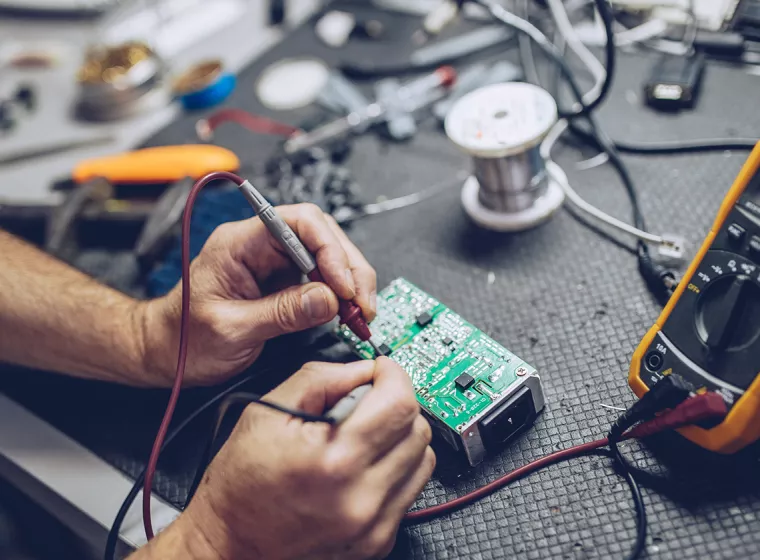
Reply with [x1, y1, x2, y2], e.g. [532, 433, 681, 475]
[179, 72, 236, 110]
[147, 187, 254, 297]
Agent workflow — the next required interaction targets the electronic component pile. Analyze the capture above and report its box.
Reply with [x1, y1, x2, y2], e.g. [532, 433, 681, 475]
[336, 277, 545, 465]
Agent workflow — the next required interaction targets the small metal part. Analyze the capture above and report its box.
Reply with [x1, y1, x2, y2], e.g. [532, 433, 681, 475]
[516, 366, 528, 377]
[75, 41, 166, 121]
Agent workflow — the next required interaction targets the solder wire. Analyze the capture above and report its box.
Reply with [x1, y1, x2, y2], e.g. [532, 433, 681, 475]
[471, 144, 549, 213]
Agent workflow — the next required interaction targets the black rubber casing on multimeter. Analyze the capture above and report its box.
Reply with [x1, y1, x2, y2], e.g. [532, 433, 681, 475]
[630, 144, 760, 453]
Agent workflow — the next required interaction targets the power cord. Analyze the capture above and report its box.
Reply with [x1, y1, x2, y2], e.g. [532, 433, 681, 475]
[568, 122, 758, 155]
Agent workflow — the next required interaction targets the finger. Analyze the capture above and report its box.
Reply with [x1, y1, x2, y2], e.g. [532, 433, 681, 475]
[267, 360, 377, 416]
[368, 415, 431, 488]
[323, 215, 377, 322]
[275, 204, 356, 300]
[216, 207, 356, 300]
[228, 282, 338, 341]
[385, 446, 436, 522]
[341, 357, 419, 461]
[362, 446, 436, 560]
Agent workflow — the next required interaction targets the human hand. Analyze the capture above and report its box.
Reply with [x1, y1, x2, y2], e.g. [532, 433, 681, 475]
[141, 204, 377, 387]
[170, 358, 435, 560]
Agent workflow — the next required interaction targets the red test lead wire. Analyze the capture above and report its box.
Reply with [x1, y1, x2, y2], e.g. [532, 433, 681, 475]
[404, 392, 728, 524]
[142, 171, 246, 540]
[196, 108, 300, 142]
[143, 172, 376, 539]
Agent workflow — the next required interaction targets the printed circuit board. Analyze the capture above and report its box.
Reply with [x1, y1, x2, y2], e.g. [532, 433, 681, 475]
[336, 278, 545, 465]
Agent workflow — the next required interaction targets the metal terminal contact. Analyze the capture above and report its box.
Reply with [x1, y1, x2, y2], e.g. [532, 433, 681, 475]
[423, 372, 545, 466]
[657, 234, 688, 266]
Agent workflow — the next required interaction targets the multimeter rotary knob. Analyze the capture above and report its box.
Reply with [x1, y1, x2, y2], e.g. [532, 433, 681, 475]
[695, 273, 760, 353]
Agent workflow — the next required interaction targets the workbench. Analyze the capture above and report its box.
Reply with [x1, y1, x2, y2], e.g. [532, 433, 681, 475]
[2, 3, 760, 559]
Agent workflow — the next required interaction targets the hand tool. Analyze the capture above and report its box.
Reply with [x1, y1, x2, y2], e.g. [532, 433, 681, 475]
[630, 142, 760, 453]
[283, 66, 456, 155]
[134, 177, 193, 260]
[340, 25, 513, 78]
[0, 135, 116, 166]
[432, 60, 522, 123]
[237, 178, 382, 355]
[64, 145, 239, 185]
[46, 177, 113, 260]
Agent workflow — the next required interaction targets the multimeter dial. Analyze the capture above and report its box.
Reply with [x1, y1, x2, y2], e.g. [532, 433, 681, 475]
[696, 272, 760, 352]
[662, 249, 760, 391]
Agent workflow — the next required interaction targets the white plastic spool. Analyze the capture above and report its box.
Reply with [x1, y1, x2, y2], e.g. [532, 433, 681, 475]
[445, 82, 565, 231]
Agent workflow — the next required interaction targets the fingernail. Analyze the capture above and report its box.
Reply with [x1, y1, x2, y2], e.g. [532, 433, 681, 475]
[370, 291, 377, 314]
[344, 269, 356, 297]
[302, 285, 331, 321]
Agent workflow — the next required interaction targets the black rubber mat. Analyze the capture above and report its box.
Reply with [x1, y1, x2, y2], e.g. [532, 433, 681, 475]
[3, 4, 760, 558]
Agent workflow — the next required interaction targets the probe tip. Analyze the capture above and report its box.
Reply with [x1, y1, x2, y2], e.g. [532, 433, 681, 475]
[369, 340, 385, 357]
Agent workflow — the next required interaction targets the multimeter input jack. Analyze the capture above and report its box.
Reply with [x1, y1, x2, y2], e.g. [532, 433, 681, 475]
[645, 351, 663, 372]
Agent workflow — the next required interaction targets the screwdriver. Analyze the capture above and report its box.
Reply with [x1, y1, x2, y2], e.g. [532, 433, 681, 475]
[238, 179, 384, 357]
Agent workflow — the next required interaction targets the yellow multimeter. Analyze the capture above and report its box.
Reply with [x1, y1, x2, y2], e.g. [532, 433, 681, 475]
[630, 143, 760, 454]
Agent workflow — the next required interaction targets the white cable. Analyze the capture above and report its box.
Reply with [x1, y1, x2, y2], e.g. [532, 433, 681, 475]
[484, 0, 667, 247]
[547, 159, 665, 245]
[542, 122, 667, 245]
[517, 0, 542, 85]
[614, 18, 670, 47]
[548, 161, 665, 244]
[545, 0, 606, 107]
[542, 0, 608, 157]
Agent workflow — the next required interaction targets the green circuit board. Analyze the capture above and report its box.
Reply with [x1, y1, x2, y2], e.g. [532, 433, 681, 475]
[335, 278, 534, 433]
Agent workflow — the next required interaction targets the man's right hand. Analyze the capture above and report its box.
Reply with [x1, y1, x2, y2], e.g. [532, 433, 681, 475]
[141, 358, 435, 560]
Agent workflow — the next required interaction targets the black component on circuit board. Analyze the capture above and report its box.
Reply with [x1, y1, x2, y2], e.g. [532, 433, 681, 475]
[416, 311, 433, 327]
[455, 373, 475, 391]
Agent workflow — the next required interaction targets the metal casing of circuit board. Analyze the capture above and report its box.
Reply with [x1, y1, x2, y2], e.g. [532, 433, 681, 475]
[336, 278, 545, 466]
[630, 143, 760, 453]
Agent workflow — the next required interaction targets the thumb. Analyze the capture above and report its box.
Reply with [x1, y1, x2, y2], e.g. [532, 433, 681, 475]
[242, 282, 339, 341]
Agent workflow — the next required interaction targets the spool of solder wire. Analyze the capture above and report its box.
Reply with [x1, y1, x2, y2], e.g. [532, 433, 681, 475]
[444, 82, 565, 232]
